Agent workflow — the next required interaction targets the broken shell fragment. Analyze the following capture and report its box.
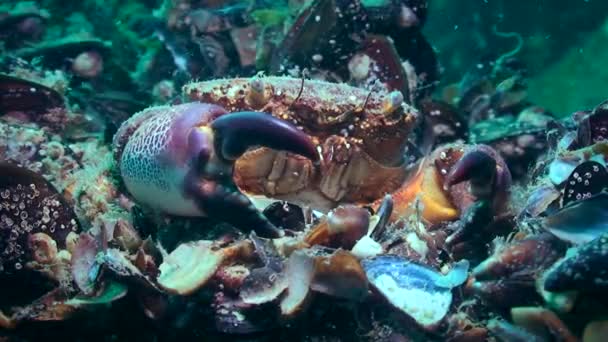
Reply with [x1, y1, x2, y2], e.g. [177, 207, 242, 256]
[111, 219, 142, 253]
[157, 240, 226, 295]
[362, 255, 469, 329]
[9, 288, 77, 324]
[240, 265, 287, 305]
[102, 248, 158, 291]
[305, 205, 370, 249]
[239, 233, 287, 304]
[65, 281, 128, 306]
[257, 246, 369, 315]
[215, 264, 250, 294]
[213, 297, 274, 334]
[351, 235, 384, 259]
[280, 249, 315, 317]
[71, 233, 101, 295]
[311, 250, 368, 301]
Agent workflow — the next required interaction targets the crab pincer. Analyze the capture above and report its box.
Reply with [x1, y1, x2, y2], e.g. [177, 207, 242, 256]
[446, 144, 512, 207]
[113, 102, 319, 238]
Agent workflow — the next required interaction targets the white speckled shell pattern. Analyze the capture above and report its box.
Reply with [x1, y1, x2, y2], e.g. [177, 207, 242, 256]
[113, 103, 225, 216]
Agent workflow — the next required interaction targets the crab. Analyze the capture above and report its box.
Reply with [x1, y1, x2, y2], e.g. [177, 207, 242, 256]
[183, 76, 418, 211]
[117, 76, 513, 243]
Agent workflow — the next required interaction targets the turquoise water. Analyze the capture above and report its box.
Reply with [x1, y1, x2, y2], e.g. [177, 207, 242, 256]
[2, 1, 608, 341]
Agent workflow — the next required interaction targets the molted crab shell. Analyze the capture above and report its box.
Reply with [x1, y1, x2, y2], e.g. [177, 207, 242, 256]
[184, 76, 418, 210]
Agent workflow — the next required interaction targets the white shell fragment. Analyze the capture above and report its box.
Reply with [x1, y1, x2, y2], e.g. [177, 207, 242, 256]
[158, 240, 225, 295]
[280, 250, 315, 316]
[362, 255, 469, 328]
[351, 235, 383, 259]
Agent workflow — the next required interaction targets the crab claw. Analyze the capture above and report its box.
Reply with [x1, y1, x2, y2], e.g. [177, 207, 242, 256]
[446, 146, 509, 201]
[211, 111, 320, 163]
[184, 177, 283, 238]
[113, 103, 320, 238]
[447, 150, 496, 185]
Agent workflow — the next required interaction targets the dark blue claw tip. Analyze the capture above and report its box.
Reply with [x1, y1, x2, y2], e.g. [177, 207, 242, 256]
[210, 111, 319, 162]
[446, 150, 497, 186]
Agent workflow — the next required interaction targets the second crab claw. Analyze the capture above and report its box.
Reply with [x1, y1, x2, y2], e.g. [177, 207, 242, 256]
[446, 144, 512, 214]
[113, 103, 319, 238]
[386, 143, 511, 227]
[447, 150, 496, 199]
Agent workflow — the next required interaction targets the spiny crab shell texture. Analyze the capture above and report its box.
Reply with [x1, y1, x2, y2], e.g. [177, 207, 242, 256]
[184, 76, 418, 209]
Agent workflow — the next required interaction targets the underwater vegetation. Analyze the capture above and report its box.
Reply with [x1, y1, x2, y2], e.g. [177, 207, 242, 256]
[2, 0, 608, 341]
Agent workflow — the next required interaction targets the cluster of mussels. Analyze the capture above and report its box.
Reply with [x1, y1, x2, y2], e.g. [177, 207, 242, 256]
[1, 0, 608, 341]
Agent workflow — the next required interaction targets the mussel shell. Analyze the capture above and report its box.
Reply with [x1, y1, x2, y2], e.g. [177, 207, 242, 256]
[355, 35, 411, 96]
[0, 74, 65, 115]
[262, 201, 305, 231]
[419, 99, 468, 147]
[576, 100, 608, 147]
[469, 115, 546, 144]
[0, 12, 47, 47]
[0, 162, 80, 274]
[561, 161, 608, 207]
[14, 38, 111, 69]
[0, 13, 46, 32]
[544, 233, 608, 292]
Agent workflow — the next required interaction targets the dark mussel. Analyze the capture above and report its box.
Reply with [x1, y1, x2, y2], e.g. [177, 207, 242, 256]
[0, 162, 80, 312]
[14, 37, 111, 79]
[0, 10, 47, 49]
[268, 0, 438, 101]
[560, 160, 608, 207]
[0, 162, 80, 274]
[576, 100, 608, 148]
[418, 99, 468, 150]
[0, 74, 65, 116]
[469, 107, 553, 179]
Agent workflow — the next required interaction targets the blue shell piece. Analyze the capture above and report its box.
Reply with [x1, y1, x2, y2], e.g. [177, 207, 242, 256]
[362, 255, 469, 290]
[363, 255, 443, 290]
[361, 255, 469, 327]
